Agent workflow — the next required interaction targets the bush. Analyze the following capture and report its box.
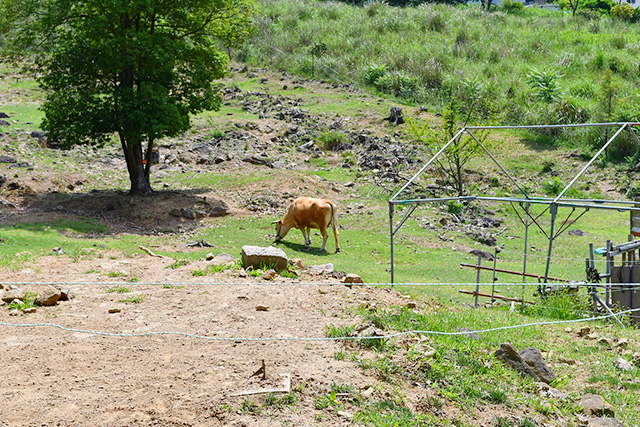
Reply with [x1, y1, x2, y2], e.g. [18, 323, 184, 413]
[362, 64, 387, 86]
[317, 130, 348, 150]
[502, 0, 525, 13]
[611, 2, 633, 20]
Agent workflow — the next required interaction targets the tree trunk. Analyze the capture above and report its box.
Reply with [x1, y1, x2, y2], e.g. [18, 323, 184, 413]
[144, 137, 155, 183]
[121, 133, 153, 195]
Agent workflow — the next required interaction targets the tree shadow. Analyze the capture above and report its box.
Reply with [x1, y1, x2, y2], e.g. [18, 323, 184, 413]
[6, 187, 231, 236]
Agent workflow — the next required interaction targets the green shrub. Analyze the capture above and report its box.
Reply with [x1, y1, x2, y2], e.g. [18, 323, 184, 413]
[502, 0, 525, 13]
[317, 129, 348, 151]
[446, 200, 464, 215]
[542, 176, 563, 196]
[362, 64, 386, 86]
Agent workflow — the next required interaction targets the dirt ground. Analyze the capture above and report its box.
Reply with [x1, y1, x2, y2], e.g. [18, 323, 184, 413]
[0, 251, 420, 427]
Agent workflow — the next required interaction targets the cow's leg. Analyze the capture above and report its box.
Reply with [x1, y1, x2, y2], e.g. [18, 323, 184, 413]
[320, 228, 328, 252]
[302, 227, 310, 247]
[334, 228, 340, 254]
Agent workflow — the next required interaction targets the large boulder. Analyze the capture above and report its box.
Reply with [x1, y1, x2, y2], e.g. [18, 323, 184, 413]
[241, 246, 288, 271]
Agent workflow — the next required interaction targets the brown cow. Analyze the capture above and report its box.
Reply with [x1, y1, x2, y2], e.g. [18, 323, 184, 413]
[273, 197, 340, 253]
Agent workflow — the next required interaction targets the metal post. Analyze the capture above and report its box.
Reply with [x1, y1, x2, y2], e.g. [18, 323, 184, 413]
[522, 202, 530, 311]
[491, 247, 500, 306]
[475, 255, 482, 308]
[606, 240, 612, 305]
[544, 204, 558, 283]
[389, 203, 395, 285]
[589, 243, 597, 313]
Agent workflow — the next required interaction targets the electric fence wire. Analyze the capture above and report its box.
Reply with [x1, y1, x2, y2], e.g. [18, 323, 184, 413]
[1, 307, 637, 343]
[0, 281, 608, 287]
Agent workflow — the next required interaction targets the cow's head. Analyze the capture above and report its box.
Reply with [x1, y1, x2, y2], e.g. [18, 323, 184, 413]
[272, 220, 283, 241]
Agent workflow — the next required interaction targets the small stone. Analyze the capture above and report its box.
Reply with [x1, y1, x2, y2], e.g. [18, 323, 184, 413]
[337, 411, 353, 421]
[22, 307, 36, 314]
[577, 394, 615, 417]
[614, 338, 629, 349]
[8, 309, 21, 316]
[557, 356, 577, 365]
[262, 269, 276, 280]
[564, 327, 572, 333]
[256, 305, 270, 311]
[212, 253, 236, 266]
[612, 357, 634, 372]
[238, 269, 247, 278]
[35, 286, 61, 306]
[2, 289, 25, 303]
[520, 347, 557, 384]
[59, 288, 75, 301]
[290, 258, 305, 270]
[308, 263, 334, 275]
[586, 333, 598, 340]
[598, 337, 613, 348]
[206, 252, 215, 260]
[577, 326, 591, 337]
[108, 308, 121, 313]
[342, 273, 363, 284]
[588, 418, 625, 427]
[460, 327, 481, 340]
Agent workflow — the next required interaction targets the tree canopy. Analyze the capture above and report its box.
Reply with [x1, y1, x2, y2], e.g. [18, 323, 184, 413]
[3, 0, 256, 194]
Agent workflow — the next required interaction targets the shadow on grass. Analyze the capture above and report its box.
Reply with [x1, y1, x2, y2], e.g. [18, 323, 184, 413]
[275, 240, 334, 256]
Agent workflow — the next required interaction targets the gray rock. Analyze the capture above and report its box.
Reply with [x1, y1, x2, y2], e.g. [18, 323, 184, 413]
[520, 347, 557, 384]
[35, 286, 61, 306]
[2, 289, 25, 303]
[0, 155, 17, 163]
[181, 208, 197, 219]
[212, 253, 237, 266]
[578, 394, 615, 417]
[241, 245, 288, 271]
[59, 288, 75, 301]
[242, 155, 273, 168]
[469, 249, 494, 261]
[308, 263, 334, 274]
[494, 342, 539, 381]
[0, 112, 9, 118]
[538, 382, 568, 401]
[460, 327, 481, 340]
[0, 120, 10, 127]
[612, 357, 634, 372]
[588, 418, 625, 427]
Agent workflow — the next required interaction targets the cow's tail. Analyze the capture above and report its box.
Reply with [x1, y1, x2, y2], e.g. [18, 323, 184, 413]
[329, 201, 340, 253]
[329, 202, 337, 229]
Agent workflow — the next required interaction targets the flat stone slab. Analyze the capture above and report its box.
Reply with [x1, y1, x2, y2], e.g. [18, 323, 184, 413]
[241, 246, 288, 271]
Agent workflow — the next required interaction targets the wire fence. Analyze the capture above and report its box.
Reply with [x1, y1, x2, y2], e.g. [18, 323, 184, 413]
[1, 280, 638, 343]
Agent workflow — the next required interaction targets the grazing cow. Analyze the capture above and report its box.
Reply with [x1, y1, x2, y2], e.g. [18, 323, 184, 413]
[273, 197, 340, 253]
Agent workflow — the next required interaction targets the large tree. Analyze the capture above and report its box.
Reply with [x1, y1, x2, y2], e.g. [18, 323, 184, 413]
[4, 0, 255, 194]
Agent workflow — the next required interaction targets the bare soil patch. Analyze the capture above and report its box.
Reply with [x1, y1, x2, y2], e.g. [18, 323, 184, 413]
[0, 253, 416, 427]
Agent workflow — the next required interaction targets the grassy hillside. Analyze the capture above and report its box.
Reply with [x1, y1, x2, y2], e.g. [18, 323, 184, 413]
[244, 1, 640, 134]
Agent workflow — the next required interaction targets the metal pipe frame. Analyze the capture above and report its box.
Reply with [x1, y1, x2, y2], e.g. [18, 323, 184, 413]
[389, 122, 640, 284]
